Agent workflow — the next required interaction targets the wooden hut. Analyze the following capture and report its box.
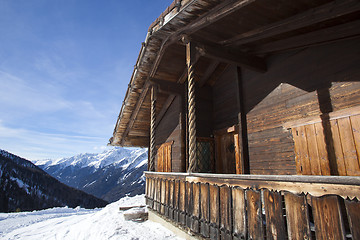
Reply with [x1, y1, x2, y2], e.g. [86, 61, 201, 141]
[110, 0, 360, 239]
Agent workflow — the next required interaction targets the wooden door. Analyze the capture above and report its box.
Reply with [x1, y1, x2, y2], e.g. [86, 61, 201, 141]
[214, 126, 241, 174]
[157, 141, 173, 172]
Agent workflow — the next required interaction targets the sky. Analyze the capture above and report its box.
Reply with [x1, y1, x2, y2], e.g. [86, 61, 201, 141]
[0, 0, 173, 160]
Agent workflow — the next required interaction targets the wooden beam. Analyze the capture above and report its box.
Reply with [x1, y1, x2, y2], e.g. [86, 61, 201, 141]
[150, 78, 185, 95]
[120, 81, 150, 145]
[196, 43, 267, 72]
[177, 0, 256, 36]
[221, 0, 360, 46]
[251, 20, 360, 54]
[155, 94, 176, 128]
[198, 60, 220, 87]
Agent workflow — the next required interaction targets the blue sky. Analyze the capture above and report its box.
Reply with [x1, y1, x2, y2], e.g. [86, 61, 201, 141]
[0, 0, 172, 160]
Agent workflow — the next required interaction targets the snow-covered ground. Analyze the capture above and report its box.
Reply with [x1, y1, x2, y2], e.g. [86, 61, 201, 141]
[0, 195, 183, 240]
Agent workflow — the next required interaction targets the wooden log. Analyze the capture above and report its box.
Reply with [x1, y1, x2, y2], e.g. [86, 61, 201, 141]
[200, 183, 210, 238]
[246, 189, 264, 239]
[311, 195, 345, 240]
[284, 192, 311, 240]
[232, 187, 246, 240]
[345, 199, 360, 240]
[219, 185, 232, 240]
[209, 184, 220, 240]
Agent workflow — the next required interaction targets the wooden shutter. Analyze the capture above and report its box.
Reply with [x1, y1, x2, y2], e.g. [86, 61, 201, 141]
[157, 141, 173, 172]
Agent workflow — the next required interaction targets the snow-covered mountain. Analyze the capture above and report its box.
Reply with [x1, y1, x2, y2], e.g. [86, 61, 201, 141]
[32, 147, 148, 202]
[0, 149, 107, 213]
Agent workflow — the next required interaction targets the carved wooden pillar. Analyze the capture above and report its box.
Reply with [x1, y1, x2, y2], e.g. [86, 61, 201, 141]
[149, 85, 157, 171]
[186, 41, 198, 173]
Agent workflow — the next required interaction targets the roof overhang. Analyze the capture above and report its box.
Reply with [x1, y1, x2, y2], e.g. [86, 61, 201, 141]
[109, 0, 360, 147]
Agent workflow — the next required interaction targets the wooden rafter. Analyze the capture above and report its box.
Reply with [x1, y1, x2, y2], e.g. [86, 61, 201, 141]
[119, 81, 150, 145]
[251, 20, 360, 54]
[196, 43, 267, 72]
[177, 0, 256, 37]
[199, 60, 220, 87]
[221, 0, 360, 46]
[150, 78, 185, 95]
[155, 95, 177, 129]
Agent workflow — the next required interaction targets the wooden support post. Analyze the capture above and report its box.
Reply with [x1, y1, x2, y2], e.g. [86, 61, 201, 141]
[236, 67, 250, 174]
[185, 39, 198, 173]
[149, 85, 157, 171]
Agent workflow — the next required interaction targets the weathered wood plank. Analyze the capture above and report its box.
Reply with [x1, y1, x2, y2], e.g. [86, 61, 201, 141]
[186, 181, 193, 228]
[330, 119, 347, 175]
[305, 124, 322, 175]
[311, 196, 345, 240]
[192, 182, 200, 233]
[247, 189, 264, 239]
[350, 115, 360, 172]
[338, 117, 360, 176]
[164, 179, 169, 216]
[263, 189, 286, 240]
[232, 187, 246, 240]
[200, 183, 210, 238]
[314, 122, 331, 175]
[284, 192, 311, 240]
[169, 180, 174, 219]
[161, 179, 166, 215]
[291, 128, 303, 175]
[209, 184, 220, 240]
[179, 180, 186, 224]
[293, 126, 311, 175]
[219, 185, 232, 240]
[345, 199, 360, 240]
[174, 179, 180, 222]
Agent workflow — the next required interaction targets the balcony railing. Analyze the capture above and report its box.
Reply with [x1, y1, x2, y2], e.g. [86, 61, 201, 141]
[145, 172, 360, 240]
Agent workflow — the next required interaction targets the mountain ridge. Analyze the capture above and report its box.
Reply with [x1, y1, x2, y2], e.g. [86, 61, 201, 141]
[33, 147, 148, 202]
[0, 149, 108, 213]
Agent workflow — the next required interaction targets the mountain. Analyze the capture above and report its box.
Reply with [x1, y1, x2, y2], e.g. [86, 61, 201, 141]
[0, 149, 108, 213]
[32, 147, 148, 202]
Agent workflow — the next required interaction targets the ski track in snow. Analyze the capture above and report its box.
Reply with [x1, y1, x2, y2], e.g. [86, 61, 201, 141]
[0, 195, 183, 240]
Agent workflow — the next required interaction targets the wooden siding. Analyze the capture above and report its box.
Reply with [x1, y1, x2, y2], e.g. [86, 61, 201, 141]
[155, 95, 184, 172]
[212, 65, 239, 131]
[240, 38, 360, 175]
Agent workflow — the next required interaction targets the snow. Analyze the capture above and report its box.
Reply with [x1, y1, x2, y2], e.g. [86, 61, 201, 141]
[31, 147, 148, 171]
[0, 195, 183, 240]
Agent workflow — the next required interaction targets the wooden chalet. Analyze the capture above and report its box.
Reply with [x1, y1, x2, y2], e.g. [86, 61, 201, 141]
[110, 0, 360, 239]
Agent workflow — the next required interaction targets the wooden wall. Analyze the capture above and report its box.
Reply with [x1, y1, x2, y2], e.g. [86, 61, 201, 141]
[241, 38, 360, 175]
[212, 65, 240, 131]
[155, 95, 185, 172]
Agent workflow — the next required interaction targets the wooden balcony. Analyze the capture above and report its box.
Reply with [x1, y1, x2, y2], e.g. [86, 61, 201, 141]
[145, 172, 360, 240]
